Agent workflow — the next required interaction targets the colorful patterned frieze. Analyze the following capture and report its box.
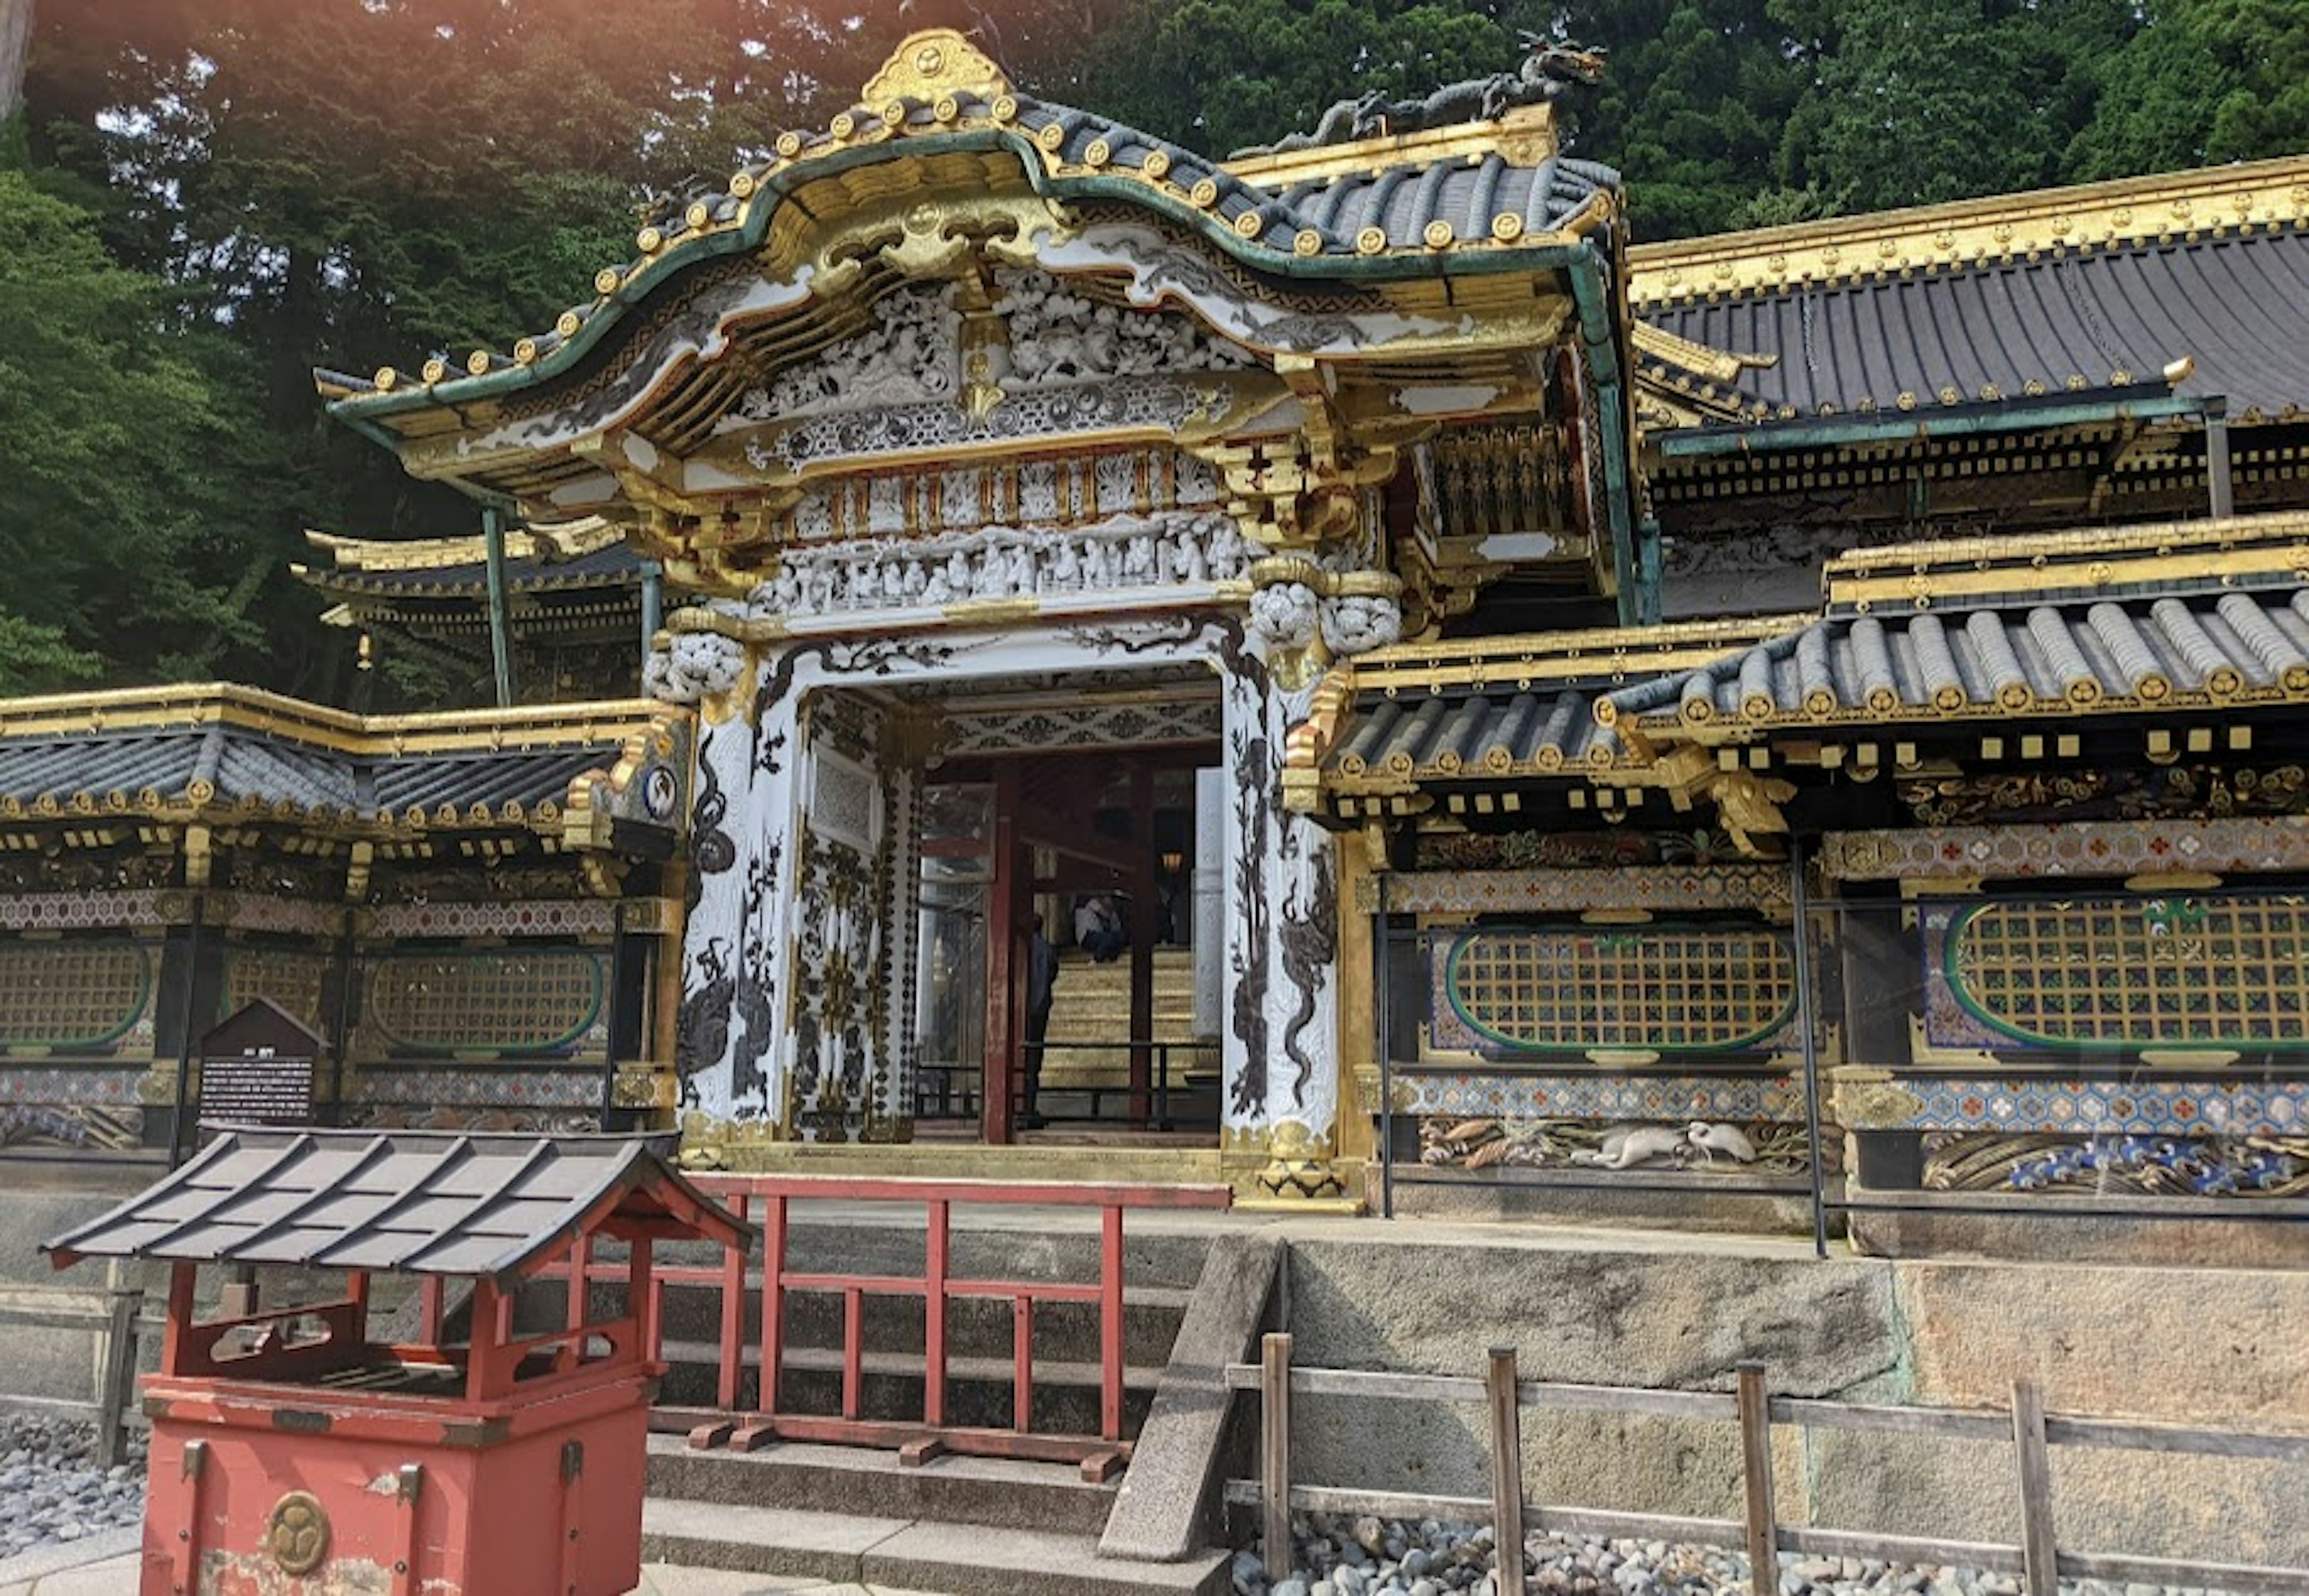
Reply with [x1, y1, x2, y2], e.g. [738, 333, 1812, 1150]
[0, 891, 161, 933]
[1916, 891, 2309, 1057]
[0, 1065, 144, 1107]
[349, 1065, 604, 1111]
[205, 894, 345, 938]
[1820, 816, 2309, 883]
[1391, 1069, 1800, 1122]
[1426, 924, 1802, 1058]
[364, 899, 618, 939]
[1831, 1066, 2306, 1137]
[1373, 862, 1789, 917]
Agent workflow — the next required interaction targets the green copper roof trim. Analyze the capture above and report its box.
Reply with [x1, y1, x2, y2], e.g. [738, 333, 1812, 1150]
[325, 121, 1606, 428]
[1654, 391, 2203, 458]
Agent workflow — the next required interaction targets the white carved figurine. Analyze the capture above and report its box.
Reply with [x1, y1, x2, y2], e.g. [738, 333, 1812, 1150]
[1568, 1123, 1688, 1170]
[1249, 581, 1320, 648]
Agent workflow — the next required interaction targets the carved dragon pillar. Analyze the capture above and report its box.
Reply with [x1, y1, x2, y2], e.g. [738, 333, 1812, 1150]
[1216, 459, 1407, 1208]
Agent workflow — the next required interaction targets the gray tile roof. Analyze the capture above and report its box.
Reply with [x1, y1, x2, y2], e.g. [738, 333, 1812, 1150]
[1326, 687, 1627, 782]
[1642, 229, 2309, 423]
[301, 542, 646, 601]
[44, 1128, 746, 1283]
[1601, 575, 2309, 729]
[0, 723, 651, 829]
[319, 90, 1621, 408]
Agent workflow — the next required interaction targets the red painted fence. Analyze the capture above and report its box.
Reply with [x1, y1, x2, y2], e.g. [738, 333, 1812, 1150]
[546, 1174, 1232, 1478]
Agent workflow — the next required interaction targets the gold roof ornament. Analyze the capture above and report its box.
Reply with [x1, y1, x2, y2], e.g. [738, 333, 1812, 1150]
[862, 29, 1014, 107]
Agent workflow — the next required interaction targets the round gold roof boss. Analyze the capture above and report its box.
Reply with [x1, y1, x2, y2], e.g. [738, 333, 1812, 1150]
[1142, 150, 1171, 180]
[1491, 212, 1524, 242]
[467, 351, 492, 376]
[1423, 219, 1455, 248]
[1355, 226, 1388, 255]
[1190, 178, 1219, 208]
[422, 358, 449, 384]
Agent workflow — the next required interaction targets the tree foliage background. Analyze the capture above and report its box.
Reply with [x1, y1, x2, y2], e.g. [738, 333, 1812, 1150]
[3, 0, 2304, 699]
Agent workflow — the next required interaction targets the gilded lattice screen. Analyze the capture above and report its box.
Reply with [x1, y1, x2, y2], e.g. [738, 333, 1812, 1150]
[224, 949, 332, 1034]
[1928, 894, 2309, 1052]
[0, 942, 152, 1051]
[365, 950, 606, 1057]
[1429, 927, 1799, 1057]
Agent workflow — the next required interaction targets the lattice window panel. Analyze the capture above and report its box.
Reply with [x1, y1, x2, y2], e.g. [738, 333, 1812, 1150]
[224, 950, 330, 1033]
[0, 942, 150, 1049]
[1949, 895, 2309, 1049]
[1441, 927, 1797, 1054]
[367, 951, 604, 1055]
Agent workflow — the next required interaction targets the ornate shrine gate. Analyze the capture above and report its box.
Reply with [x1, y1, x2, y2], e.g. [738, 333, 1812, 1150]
[319, 31, 1633, 1200]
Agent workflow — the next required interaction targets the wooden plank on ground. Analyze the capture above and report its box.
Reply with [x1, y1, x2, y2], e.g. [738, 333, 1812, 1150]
[2011, 1378, 2058, 1596]
[1487, 1348, 1525, 1596]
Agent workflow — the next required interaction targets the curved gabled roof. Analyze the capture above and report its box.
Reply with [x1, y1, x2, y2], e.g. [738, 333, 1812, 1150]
[319, 31, 1621, 428]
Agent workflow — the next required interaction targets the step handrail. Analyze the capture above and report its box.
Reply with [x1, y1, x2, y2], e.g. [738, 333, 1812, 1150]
[553, 1174, 1231, 1478]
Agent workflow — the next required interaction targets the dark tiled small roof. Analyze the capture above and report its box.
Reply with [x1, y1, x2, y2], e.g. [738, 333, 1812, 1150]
[305, 541, 646, 600]
[1640, 227, 2309, 425]
[1327, 686, 1626, 781]
[44, 1128, 747, 1283]
[0, 688, 686, 836]
[1601, 574, 2309, 730]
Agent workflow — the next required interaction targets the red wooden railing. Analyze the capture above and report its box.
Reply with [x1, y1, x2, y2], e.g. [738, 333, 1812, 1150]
[547, 1174, 1231, 1478]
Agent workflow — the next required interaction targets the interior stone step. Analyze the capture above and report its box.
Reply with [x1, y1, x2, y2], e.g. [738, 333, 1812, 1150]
[641, 1497, 1229, 1596]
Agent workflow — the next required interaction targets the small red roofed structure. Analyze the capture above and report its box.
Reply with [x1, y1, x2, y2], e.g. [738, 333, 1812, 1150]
[45, 1127, 749, 1596]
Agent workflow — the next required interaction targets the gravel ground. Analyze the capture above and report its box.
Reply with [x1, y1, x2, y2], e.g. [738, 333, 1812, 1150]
[1235, 1511, 2254, 1596]
[0, 1414, 146, 1562]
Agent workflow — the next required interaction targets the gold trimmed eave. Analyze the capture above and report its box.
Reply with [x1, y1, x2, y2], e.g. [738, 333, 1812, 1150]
[1630, 152, 2309, 307]
[1597, 513, 2309, 743]
[0, 686, 690, 855]
[1287, 615, 1802, 814]
[318, 30, 1624, 449]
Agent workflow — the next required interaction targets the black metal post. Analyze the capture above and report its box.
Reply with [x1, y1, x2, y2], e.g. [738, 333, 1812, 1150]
[1789, 841, 1830, 1257]
[639, 559, 664, 681]
[167, 896, 207, 1168]
[482, 505, 516, 708]
[1373, 871, 1395, 1220]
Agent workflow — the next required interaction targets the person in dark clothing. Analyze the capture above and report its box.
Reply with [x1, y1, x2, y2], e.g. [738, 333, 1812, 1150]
[1021, 913, 1058, 1129]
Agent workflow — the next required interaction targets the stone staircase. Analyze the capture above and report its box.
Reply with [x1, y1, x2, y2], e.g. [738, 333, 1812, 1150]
[634, 1205, 1245, 1596]
[1039, 946, 1212, 1093]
